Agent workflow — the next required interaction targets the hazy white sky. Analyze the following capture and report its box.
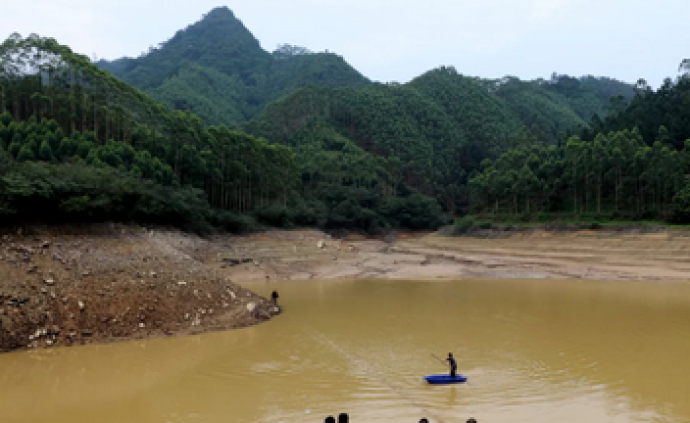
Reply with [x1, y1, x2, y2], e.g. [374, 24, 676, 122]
[3, 0, 689, 86]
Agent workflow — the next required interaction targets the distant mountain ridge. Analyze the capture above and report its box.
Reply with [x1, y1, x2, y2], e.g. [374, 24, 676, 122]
[244, 67, 634, 193]
[2, 16, 655, 236]
[98, 7, 370, 126]
[99, 6, 633, 133]
[96, 6, 636, 211]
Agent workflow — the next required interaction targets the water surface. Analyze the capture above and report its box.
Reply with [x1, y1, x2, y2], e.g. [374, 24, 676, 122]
[2, 278, 690, 422]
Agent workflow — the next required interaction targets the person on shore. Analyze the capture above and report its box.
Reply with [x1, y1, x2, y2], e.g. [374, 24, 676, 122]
[271, 290, 279, 306]
[447, 352, 457, 378]
[338, 413, 349, 422]
[324, 416, 335, 423]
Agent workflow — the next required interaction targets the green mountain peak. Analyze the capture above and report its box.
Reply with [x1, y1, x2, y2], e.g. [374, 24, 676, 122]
[205, 6, 236, 18]
[98, 8, 368, 125]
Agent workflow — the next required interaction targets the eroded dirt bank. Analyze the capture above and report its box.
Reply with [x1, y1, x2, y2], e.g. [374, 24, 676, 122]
[0, 225, 280, 353]
[3, 226, 689, 353]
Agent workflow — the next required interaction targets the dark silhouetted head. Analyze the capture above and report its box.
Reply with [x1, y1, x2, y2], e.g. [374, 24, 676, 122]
[324, 417, 335, 423]
[338, 413, 349, 422]
[467, 418, 478, 423]
[419, 419, 429, 423]
[448, 353, 453, 358]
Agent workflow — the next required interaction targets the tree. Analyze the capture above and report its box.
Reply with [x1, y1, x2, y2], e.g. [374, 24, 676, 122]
[17, 144, 35, 161]
[38, 139, 54, 161]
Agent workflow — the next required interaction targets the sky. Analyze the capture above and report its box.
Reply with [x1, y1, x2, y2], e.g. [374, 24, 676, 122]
[2, 0, 689, 87]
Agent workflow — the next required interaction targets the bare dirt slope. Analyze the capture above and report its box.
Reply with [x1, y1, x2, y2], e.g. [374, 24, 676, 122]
[0, 225, 279, 353]
[404, 231, 690, 281]
[214, 229, 690, 282]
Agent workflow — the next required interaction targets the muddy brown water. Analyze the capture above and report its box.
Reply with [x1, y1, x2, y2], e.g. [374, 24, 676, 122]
[2, 278, 690, 422]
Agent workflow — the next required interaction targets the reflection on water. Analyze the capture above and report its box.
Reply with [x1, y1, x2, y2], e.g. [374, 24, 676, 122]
[1, 278, 690, 422]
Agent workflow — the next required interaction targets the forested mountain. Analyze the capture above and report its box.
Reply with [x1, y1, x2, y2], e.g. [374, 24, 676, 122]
[485, 74, 633, 141]
[0, 33, 298, 230]
[1, 33, 446, 233]
[93, 7, 636, 221]
[99, 7, 632, 136]
[98, 7, 369, 126]
[2, 8, 647, 235]
[585, 77, 690, 149]
[468, 70, 690, 224]
[244, 66, 633, 215]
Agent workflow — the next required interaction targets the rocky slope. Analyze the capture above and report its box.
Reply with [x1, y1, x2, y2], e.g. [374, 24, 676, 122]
[0, 224, 279, 353]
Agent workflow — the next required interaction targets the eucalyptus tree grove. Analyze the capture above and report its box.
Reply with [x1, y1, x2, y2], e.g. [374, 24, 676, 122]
[0, 33, 297, 227]
[469, 127, 689, 220]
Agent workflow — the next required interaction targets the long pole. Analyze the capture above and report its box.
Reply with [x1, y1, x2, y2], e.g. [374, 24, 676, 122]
[431, 354, 448, 369]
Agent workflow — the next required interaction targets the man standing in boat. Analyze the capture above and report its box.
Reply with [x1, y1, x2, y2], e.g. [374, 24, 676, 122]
[447, 353, 457, 378]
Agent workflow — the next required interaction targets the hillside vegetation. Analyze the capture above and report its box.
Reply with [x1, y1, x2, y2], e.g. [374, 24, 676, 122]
[245, 67, 632, 215]
[99, 7, 631, 134]
[468, 72, 690, 225]
[1, 33, 444, 233]
[3, 7, 655, 235]
[98, 7, 369, 127]
[0, 33, 295, 231]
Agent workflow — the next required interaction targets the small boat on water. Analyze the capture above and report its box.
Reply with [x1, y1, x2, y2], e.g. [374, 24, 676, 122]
[423, 374, 467, 385]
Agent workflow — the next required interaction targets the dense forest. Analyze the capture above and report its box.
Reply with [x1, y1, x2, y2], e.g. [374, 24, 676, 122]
[0, 33, 298, 231]
[94, 7, 637, 228]
[468, 72, 690, 224]
[0, 33, 445, 233]
[8, 6, 681, 235]
[244, 67, 633, 217]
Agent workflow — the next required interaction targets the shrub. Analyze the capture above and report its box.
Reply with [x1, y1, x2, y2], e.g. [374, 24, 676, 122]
[451, 216, 476, 235]
[477, 221, 493, 230]
[210, 210, 257, 233]
[291, 199, 328, 227]
[537, 213, 553, 222]
[377, 192, 445, 230]
[254, 205, 293, 228]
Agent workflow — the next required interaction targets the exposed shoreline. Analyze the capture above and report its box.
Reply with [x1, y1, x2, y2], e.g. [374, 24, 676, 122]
[0, 225, 280, 354]
[2, 225, 689, 354]
[217, 228, 690, 282]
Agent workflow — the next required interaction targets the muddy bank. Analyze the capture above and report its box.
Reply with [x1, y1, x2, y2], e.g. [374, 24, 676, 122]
[0, 225, 279, 354]
[214, 229, 690, 283]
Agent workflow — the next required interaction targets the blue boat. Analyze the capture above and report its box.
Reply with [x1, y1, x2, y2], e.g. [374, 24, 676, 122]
[424, 374, 467, 385]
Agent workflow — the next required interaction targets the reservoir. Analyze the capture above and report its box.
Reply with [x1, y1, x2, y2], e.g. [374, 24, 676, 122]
[1, 278, 690, 422]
